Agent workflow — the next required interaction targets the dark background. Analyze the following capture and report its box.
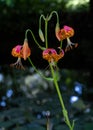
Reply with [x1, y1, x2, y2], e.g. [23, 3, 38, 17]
[0, 0, 93, 73]
[0, 1, 93, 129]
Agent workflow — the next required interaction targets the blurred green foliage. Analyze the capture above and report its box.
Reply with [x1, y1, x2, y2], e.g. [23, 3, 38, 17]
[0, 0, 89, 15]
[0, 0, 65, 14]
[0, 66, 93, 129]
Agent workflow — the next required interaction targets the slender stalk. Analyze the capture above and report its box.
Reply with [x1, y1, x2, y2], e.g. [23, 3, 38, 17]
[49, 10, 59, 24]
[45, 18, 48, 48]
[28, 57, 53, 81]
[25, 29, 45, 50]
[39, 14, 46, 29]
[49, 63, 74, 130]
[60, 41, 63, 49]
[26, 10, 74, 130]
[44, 11, 59, 48]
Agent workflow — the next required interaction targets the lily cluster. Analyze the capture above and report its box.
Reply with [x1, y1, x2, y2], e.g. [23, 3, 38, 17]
[10, 12, 78, 70]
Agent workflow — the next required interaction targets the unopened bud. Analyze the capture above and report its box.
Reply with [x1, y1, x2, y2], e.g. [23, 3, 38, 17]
[39, 29, 45, 42]
[55, 22, 60, 34]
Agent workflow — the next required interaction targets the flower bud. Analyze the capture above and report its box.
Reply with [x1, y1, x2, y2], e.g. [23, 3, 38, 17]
[39, 29, 45, 42]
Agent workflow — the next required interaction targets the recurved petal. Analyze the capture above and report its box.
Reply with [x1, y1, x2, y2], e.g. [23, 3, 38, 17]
[11, 45, 22, 57]
[21, 39, 31, 60]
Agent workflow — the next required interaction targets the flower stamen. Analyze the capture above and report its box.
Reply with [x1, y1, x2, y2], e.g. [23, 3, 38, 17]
[10, 57, 25, 70]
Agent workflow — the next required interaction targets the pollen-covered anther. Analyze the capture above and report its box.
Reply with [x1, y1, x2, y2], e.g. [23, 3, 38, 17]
[10, 57, 25, 70]
[65, 38, 78, 52]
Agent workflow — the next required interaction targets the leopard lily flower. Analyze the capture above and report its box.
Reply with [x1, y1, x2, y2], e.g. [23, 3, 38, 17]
[56, 25, 78, 51]
[10, 45, 24, 69]
[63, 25, 78, 52]
[42, 48, 64, 66]
[10, 39, 31, 69]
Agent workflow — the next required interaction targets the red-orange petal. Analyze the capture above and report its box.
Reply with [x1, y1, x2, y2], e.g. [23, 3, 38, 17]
[56, 29, 67, 41]
[21, 39, 31, 60]
[63, 25, 74, 38]
[11, 45, 22, 57]
[42, 48, 64, 63]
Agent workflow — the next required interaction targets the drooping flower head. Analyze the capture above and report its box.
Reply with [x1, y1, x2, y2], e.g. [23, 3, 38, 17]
[10, 39, 31, 69]
[56, 25, 78, 52]
[10, 45, 24, 69]
[63, 25, 78, 52]
[42, 48, 64, 65]
[56, 25, 74, 41]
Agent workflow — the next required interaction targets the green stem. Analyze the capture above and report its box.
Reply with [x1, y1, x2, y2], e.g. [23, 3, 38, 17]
[39, 14, 46, 29]
[60, 41, 63, 49]
[45, 18, 48, 48]
[25, 29, 45, 50]
[38, 11, 59, 49]
[28, 57, 53, 81]
[49, 10, 59, 24]
[49, 63, 74, 130]
[50, 63, 65, 109]
[44, 11, 59, 48]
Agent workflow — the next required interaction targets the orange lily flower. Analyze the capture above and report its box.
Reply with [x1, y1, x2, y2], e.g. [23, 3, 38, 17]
[10, 40, 31, 69]
[42, 48, 64, 65]
[56, 25, 78, 51]
[63, 25, 78, 52]
[56, 25, 74, 41]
